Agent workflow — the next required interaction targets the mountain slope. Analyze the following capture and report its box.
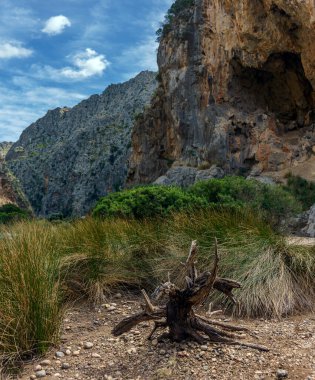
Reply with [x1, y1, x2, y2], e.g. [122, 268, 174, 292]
[6, 71, 157, 217]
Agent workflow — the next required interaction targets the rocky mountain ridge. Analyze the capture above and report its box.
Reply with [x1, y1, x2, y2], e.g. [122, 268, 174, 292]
[6, 71, 157, 217]
[128, 0, 315, 185]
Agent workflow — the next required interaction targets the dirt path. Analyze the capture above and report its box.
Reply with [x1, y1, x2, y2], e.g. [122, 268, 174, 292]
[21, 296, 315, 380]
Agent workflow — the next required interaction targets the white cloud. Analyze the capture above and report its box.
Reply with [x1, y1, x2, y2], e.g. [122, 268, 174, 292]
[61, 48, 109, 79]
[0, 41, 33, 59]
[32, 48, 110, 81]
[42, 15, 71, 36]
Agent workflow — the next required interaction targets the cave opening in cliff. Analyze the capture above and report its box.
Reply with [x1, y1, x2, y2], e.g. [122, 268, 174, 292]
[229, 52, 314, 128]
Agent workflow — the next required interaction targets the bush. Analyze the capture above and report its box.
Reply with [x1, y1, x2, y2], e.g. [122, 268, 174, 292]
[283, 174, 315, 210]
[0, 203, 29, 224]
[92, 185, 206, 219]
[156, 0, 195, 41]
[189, 176, 302, 223]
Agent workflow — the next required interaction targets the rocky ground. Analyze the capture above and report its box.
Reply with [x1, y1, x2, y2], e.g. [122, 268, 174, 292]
[19, 295, 315, 380]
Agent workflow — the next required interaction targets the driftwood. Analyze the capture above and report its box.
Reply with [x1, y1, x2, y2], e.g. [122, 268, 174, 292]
[112, 239, 269, 352]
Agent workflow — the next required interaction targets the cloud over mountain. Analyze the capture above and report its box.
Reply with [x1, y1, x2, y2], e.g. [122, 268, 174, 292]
[42, 15, 71, 36]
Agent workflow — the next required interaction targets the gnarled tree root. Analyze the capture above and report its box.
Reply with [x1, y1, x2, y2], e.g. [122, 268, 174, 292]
[112, 240, 269, 353]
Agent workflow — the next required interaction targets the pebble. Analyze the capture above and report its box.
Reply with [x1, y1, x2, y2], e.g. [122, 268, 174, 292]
[92, 353, 101, 358]
[65, 349, 71, 355]
[30, 376, 36, 380]
[277, 369, 288, 378]
[55, 351, 65, 358]
[200, 345, 208, 351]
[83, 342, 94, 349]
[73, 350, 80, 356]
[127, 347, 137, 354]
[53, 373, 62, 378]
[151, 339, 158, 346]
[35, 370, 46, 378]
[35, 365, 42, 371]
[61, 362, 71, 370]
[40, 360, 51, 366]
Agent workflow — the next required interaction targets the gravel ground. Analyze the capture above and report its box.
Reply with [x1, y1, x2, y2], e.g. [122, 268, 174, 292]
[21, 295, 315, 380]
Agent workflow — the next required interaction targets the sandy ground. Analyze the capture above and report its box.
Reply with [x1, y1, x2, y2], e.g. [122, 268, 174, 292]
[19, 296, 315, 380]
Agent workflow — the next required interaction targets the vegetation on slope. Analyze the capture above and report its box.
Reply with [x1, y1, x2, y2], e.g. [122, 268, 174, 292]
[0, 203, 30, 225]
[156, 0, 195, 41]
[283, 173, 315, 210]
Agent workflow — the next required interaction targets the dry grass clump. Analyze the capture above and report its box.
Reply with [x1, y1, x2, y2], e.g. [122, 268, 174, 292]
[0, 221, 62, 368]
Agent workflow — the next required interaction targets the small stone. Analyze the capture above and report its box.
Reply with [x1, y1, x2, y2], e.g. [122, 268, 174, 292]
[107, 306, 116, 312]
[30, 376, 36, 380]
[40, 360, 51, 366]
[53, 373, 62, 378]
[114, 293, 122, 298]
[73, 350, 80, 356]
[127, 347, 137, 354]
[35, 370, 46, 378]
[277, 369, 288, 379]
[83, 342, 94, 349]
[35, 365, 42, 371]
[61, 362, 70, 370]
[65, 349, 71, 355]
[151, 339, 158, 346]
[92, 353, 101, 358]
[159, 349, 166, 355]
[55, 351, 65, 358]
[201, 345, 208, 351]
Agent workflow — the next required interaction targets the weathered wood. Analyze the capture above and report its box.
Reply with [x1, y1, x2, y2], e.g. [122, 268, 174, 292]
[112, 239, 269, 353]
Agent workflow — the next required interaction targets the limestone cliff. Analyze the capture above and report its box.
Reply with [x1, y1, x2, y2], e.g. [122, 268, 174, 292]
[6, 71, 157, 217]
[0, 142, 31, 208]
[129, 0, 315, 185]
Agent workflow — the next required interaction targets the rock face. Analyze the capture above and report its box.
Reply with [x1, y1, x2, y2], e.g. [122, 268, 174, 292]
[6, 71, 157, 217]
[128, 0, 315, 185]
[0, 142, 30, 209]
[301, 204, 315, 237]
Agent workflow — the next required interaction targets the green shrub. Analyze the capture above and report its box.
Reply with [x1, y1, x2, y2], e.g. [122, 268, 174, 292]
[189, 176, 302, 223]
[0, 203, 29, 224]
[92, 185, 206, 219]
[156, 0, 195, 41]
[283, 174, 315, 210]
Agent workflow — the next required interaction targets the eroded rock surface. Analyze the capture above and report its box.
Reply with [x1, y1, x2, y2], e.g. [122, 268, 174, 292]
[0, 142, 30, 209]
[6, 71, 157, 217]
[302, 204, 315, 237]
[129, 0, 315, 185]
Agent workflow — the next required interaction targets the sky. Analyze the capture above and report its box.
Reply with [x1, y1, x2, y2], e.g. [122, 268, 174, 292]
[0, 0, 173, 142]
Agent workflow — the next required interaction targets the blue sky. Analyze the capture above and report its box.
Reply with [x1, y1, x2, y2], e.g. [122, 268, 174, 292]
[0, 0, 172, 142]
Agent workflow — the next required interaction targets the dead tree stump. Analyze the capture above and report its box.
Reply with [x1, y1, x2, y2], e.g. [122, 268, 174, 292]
[112, 239, 269, 352]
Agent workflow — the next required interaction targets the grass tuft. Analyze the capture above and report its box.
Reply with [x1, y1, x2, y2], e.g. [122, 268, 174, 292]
[0, 222, 62, 368]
